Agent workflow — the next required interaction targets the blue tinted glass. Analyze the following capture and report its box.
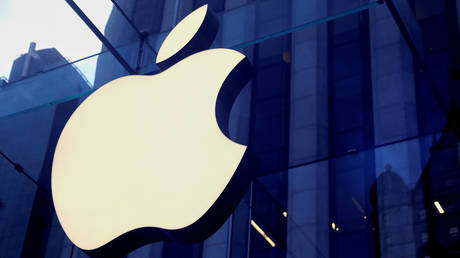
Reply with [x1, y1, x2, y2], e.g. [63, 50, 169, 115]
[2, 0, 460, 258]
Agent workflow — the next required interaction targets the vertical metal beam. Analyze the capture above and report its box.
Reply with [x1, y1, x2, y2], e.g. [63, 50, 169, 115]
[246, 181, 253, 258]
[109, 0, 157, 56]
[65, 0, 136, 75]
[385, 0, 449, 114]
[226, 215, 233, 258]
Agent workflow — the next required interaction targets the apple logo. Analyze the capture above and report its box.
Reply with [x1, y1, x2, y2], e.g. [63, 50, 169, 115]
[51, 4, 255, 257]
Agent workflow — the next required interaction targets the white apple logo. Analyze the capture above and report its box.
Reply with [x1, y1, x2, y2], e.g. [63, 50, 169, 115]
[51, 4, 254, 256]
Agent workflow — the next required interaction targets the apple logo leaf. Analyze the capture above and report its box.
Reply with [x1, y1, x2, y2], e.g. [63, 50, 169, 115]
[156, 4, 218, 70]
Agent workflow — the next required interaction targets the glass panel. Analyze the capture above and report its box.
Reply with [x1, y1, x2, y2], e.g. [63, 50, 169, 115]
[73, 0, 151, 72]
[140, 0, 381, 73]
[0, 0, 381, 121]
[250, 131, 453, 258]
[0, 0, 111, 80]
[0, 0, 145, 84]
[0, 99, 82, 257]
[0, 50, 130, 119]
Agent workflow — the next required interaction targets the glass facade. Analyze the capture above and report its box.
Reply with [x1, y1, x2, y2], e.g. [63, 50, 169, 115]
[0, 0, 459, 257]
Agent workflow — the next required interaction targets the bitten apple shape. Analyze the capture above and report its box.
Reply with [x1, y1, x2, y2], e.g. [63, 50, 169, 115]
[52, 4, 254, 256]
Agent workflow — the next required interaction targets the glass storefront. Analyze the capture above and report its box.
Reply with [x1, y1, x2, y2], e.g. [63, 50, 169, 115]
[0, 0, 459, 257]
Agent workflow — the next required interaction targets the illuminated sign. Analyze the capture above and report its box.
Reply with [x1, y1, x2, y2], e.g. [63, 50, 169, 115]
[52, 4, 254, 256]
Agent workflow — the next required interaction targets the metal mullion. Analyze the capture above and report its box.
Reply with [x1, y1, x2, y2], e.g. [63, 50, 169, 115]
[109, 0, 158, 56]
